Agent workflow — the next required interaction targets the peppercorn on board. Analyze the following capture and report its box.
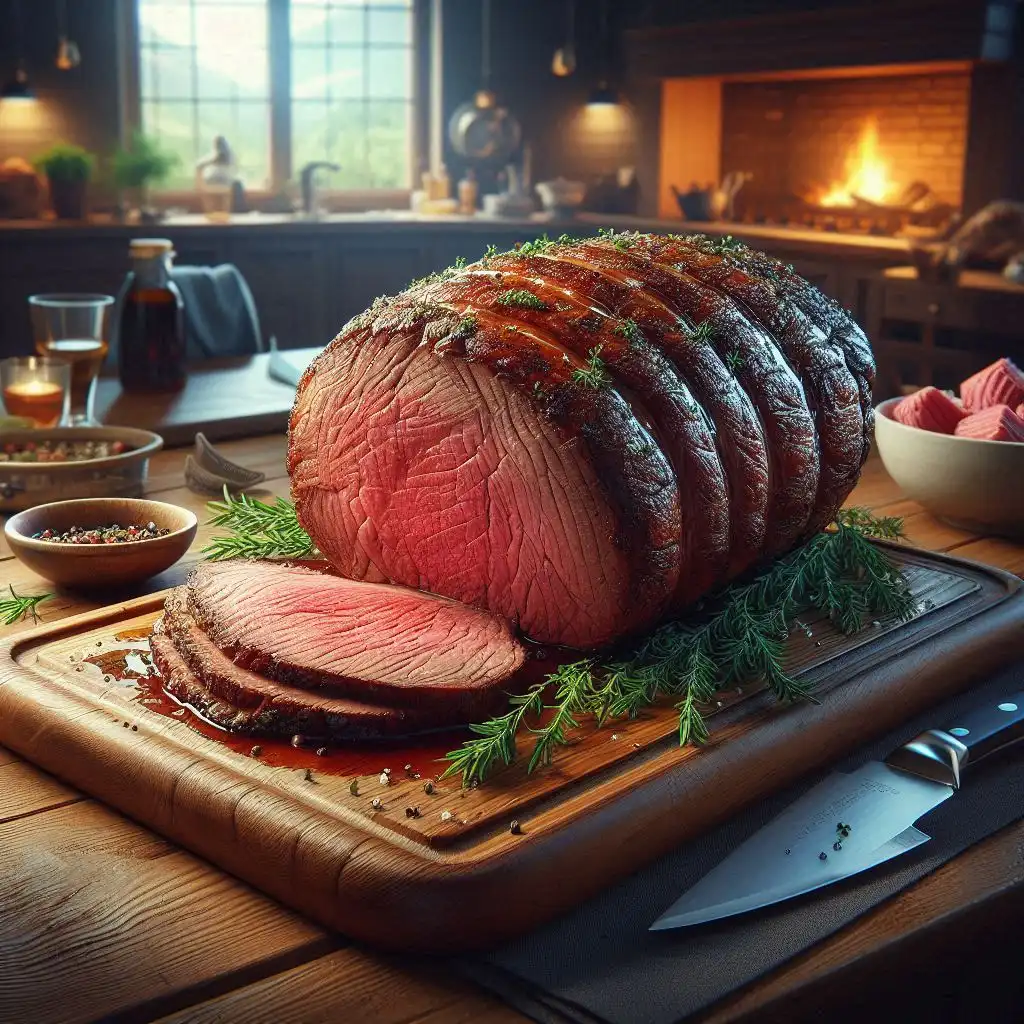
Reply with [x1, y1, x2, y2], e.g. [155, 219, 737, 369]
[0, 544, 1021, 952]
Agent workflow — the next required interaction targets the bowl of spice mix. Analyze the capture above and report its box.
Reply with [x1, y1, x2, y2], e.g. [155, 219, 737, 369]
[5, 497, 197, 589]
[0, 427, 163, 512]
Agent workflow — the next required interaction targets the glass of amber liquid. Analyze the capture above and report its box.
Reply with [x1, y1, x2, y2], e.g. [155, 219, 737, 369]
[29, 293, 115, 426]
[0, 357, 71, 427]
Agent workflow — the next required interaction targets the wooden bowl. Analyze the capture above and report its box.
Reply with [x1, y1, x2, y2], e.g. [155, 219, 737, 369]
[874, 397, 1024, 539]
[4, 497, 197, 589]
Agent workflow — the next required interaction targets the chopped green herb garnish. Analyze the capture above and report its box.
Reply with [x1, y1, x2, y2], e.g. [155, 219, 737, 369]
[496, 289, 549, 311]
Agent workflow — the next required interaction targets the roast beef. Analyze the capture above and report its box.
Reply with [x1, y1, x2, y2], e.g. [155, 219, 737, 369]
[182, 560, 525, 715]
[288, 306, 682, 649]
[288, 231, 870, 649]
[151, 593, 464, 739]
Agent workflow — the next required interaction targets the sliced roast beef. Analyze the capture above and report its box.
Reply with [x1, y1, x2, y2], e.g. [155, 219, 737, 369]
[151, 611, 450, 740]
[288, 295, 681, 648]
[183, 560, 525, 715]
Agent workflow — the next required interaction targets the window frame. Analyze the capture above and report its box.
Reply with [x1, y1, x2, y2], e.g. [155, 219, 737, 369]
[120, 0, 430, 206]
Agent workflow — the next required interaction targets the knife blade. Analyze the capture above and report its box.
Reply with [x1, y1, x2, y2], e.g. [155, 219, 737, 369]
[650, 689, 1024, 930]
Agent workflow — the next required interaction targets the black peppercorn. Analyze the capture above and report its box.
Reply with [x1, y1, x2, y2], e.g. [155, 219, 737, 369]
[405, 806, 420, 818]
[510, 820, 522, 835]
[423, 781, 434, 795]
[833, 841, 842, 851]
[818, 851, 827, 861]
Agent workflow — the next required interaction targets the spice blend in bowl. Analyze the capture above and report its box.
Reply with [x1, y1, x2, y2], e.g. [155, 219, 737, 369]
[32, 521, 170, 544]
[5, 497, 197, 589]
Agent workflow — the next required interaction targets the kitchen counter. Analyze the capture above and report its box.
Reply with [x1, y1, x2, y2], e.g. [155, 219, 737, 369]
[0, 209, 913, 254]
[0, 213, 911, 357]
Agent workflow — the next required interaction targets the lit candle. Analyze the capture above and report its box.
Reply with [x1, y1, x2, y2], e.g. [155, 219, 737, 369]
[5, 380, 64, 397]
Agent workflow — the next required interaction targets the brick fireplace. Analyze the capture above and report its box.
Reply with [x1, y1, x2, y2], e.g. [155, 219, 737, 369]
[656, 63, 974, 234]
[629, 0, 1020, 235]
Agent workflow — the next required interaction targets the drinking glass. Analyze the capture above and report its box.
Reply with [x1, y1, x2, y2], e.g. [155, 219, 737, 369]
[0, 356, 71, 428]
[28, 293, 115, 426]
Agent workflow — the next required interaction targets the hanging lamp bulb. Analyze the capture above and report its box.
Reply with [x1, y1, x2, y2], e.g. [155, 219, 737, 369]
[1, 63, 33, 101]
[2, 0, 35, 101]
[55, 0, 81, 70]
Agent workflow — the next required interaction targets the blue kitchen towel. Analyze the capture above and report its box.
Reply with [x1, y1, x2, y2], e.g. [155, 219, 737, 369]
[107, 263, 263, 366]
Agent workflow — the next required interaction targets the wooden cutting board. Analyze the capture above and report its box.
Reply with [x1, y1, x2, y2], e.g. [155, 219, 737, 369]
[1, 544, 1022, 953]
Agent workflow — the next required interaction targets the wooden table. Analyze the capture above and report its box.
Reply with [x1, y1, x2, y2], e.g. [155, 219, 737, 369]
[92, 349, 320, 447]
[1, 436, 1022, 1024]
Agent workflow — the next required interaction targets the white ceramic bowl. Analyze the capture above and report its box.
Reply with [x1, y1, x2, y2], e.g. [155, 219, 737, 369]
[874, 397, 1024, 539]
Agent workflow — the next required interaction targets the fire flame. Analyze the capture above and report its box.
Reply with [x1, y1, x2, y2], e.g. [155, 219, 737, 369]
[818, 117, 896, 208]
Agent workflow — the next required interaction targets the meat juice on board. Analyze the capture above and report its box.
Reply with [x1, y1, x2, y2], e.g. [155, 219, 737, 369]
[83, 640, 563, 778]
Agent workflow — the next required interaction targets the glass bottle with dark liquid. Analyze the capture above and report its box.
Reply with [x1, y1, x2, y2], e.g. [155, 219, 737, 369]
[117, 238, 186, 393]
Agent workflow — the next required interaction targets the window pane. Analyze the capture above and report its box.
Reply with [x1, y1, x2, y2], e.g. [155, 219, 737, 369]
[367, 46, 409, 99]
[366, 99, 410, 187]
[142, 99, 197, 188]
[328, 47, 366, 99]
[328, 6, 365, 44]
[140, 44, 194, 101]
[291, 46, 329, 100]
[292, 101, 331, 168]
[137, 1, 272, 193]
[368, 8, 410, 45]
[197, 100, 271, 189]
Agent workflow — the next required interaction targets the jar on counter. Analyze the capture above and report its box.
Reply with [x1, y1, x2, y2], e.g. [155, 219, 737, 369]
[117, 238, 186, 393]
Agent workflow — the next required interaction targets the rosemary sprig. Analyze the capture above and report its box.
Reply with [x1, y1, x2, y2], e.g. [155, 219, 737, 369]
[572, 345, 612, 389]
[202, 488, 317, 561]
[438, 683, 546, 783]
[440, 508, 917, 786]
[0, 586, 51, 626]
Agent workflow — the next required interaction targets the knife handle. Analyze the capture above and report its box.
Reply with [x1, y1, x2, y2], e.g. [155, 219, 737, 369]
[945, 690, 1024, 765]
[885, 691, 1024, 788]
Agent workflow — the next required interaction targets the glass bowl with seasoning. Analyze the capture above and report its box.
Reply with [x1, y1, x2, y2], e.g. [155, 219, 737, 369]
[4, 497, 197, 590]
[0, 426, 162, 513]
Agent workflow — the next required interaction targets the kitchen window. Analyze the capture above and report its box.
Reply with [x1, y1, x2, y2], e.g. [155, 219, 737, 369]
[132, 0, 423, 195]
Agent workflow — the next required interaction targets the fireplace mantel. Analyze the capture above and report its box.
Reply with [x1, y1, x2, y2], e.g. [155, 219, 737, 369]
[625, 0, 1015, 80]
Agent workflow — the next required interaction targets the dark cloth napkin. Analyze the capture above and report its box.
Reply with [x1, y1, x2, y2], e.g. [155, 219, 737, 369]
[455, 662, 1024, 1024]
[107, 263, 263, 368]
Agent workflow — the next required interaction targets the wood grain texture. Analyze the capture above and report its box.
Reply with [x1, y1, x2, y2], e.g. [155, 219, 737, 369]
[0, 801, 335, 1024]
[153, 948, 525, 1024]
[1, 549, 1021, 953]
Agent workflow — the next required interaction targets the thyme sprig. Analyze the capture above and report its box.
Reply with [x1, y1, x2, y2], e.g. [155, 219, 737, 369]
[0, 586, 51, 626]
[440, 509, 917, 786]
[202, 488, 317, 561]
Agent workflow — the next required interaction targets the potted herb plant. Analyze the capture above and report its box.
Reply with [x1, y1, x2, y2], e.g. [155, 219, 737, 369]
[111, 132, 179, 223]
[33, 142, 95, 220]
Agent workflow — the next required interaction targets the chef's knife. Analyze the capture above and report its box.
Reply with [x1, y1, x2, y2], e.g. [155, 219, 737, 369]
[650, 690, 1024, 930]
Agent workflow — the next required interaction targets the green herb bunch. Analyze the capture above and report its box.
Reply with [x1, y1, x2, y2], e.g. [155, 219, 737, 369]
[440, 508, 916, 786]
[202, 488, 316, 561]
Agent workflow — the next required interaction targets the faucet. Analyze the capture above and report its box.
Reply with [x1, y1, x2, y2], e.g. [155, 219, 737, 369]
[299, 161, 340, 218]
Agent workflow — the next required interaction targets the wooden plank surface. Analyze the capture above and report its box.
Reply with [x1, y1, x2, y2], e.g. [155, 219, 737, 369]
[0, 438, 1022, 1024]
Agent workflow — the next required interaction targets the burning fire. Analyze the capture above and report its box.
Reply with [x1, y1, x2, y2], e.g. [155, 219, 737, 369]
[818, 117, 896, 208]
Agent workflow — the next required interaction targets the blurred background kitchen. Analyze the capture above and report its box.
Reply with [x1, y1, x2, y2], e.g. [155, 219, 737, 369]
[1, 0, 1023, 403]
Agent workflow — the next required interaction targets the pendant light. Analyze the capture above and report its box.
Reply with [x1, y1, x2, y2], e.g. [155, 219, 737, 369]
[1, 1, 34, 101]
[55, 0, 81, 71]
[586, 0, 619, 107]
[552, 0, 576, 78]
[474, 0, 495, 109]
